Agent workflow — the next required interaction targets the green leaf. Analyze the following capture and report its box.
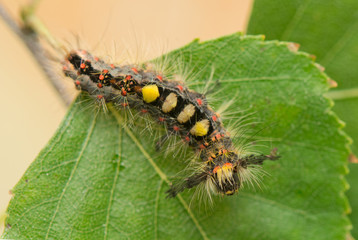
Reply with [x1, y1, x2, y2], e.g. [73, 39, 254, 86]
[347, 163, 358, 238]
[2, 34, 350, 239]
[247, 0, 358, 154]
[247, 1, 358, 238]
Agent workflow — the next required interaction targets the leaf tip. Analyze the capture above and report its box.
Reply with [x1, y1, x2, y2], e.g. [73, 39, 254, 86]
[349, 154, 358, 164]
[287, 42, 300, 52]
[314, 63, 325, 72]
[309, 54, 317, 61]
[328, 78, 338, 88]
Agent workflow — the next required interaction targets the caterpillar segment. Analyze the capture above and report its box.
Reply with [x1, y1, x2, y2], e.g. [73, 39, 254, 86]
[63, 50, 278, 198]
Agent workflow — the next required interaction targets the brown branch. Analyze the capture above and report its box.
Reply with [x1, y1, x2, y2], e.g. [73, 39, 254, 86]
[0, 1, 72, 106]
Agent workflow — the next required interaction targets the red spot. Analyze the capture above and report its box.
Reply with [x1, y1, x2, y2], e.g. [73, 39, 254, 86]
[81, 50, 87, 54]
[176, 85, 183, 92]
[141, 109, 148, 113]
[211, 136, 216, 142]
[196, 98, 203, 106]
[131, 68, 138, 74]
[97, 95, 103, 99]
[121, 103, 128, 107]
[110, 64, 115, 69]
[204, 142, 209, 146]
[75, 80, 81, 85]
[212, 115, 217, 121]
[221, 133, 225, 137]
[213, 166, 221, 174]
[158, 117, 165, 122]
[97, 83, 103, 88]
[199, 144, 206, 149]
[63, 65, 68, 70]
[99, 75, 104, 80]
[184, 136, 190, 142]
[223, 149, 228, 154]
[215, 133, 222, 140]
[121, 88, 127, 96]
[156, 75, 163, 81]
[80, 63, 86, 69]
[208, 157, 213, 161]
[126, 75, 132, 80]
[173, 125, 180, 132]
[223, 162, 233, 168]
[103, 69, 109, 74]
[94, 57, 99, 61]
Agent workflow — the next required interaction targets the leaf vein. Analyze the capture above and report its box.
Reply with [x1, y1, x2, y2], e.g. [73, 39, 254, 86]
[109, 104, 209, 240]
[44, 112, 98, 240]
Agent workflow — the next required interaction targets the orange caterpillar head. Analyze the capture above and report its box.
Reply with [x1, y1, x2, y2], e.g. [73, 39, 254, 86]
[210, 162, 240, 195]
[166, 151, 279, 198]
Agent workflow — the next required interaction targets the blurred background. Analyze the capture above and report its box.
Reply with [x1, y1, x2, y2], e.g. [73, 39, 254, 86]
[0, 0, 253, 232]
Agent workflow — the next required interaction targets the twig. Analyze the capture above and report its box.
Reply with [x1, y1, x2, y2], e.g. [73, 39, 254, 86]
[0, 1, 72, 106]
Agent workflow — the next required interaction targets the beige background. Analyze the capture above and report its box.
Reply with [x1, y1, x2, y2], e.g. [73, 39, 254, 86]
[0, 0, 252, 232]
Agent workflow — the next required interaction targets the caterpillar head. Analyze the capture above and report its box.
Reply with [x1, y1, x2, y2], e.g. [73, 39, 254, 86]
[210, 162, 240, 195]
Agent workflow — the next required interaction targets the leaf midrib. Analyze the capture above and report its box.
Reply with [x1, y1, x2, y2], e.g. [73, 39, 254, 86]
[108, 104, 210, 240]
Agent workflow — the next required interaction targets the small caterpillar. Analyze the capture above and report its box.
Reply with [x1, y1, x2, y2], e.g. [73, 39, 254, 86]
[62, 49, 279, 199]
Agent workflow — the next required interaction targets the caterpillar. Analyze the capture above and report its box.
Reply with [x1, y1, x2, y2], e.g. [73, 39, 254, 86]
[62, 49, 279, 199]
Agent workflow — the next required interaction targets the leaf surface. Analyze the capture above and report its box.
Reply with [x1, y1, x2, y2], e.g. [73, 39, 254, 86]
[2, 34, 350, 240]
[247, 2, 358, 237]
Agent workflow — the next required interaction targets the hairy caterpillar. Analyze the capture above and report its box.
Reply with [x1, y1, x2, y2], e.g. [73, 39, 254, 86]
[62, 49, 279, 198]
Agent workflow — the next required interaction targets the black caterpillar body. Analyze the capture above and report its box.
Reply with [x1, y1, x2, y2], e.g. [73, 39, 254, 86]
[63, 50, 278, 198]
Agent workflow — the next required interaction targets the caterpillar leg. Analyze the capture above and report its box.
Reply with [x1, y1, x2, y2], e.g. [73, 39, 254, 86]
[166, 172, 208, 198]
[241, 148, 280, 166]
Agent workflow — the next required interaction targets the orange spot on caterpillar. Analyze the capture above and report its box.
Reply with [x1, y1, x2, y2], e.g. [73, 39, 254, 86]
[97, 83, 103, 88]
[63, 65, 68, 70]
[110, 64, 115, 69]
[196, 98, 203, 106]
[158, 117, 165, 122]
[141, 109, 148, 113]
[215, 133, 222, 140]
[212, 115, 217, 121]
[184, 136, 190, 142]
[156, 75, 163, 81]
[121, 88, 127, 96]
[223, 162, 233, 168]
[80, 63, 86, 69]
[213, 166, 220, 174]
[121, 103, 128, 107]
[173, 125, 180, 132]
[75, 80, 81, 86]
[199, 144, 206, 149]
[97, 95, 103, 99]
[176, 85, 183, 92]
[99, 75, 104, 80]
[131, 68, 138, 74]
[103, 69, 109, 74]
[126, 75, 132, 80]
[94, 57, 99, 61]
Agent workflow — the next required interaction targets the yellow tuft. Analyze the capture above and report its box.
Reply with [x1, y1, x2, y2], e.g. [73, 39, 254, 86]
[190, 119, 209, 136]
[142, 85, 160, 103]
